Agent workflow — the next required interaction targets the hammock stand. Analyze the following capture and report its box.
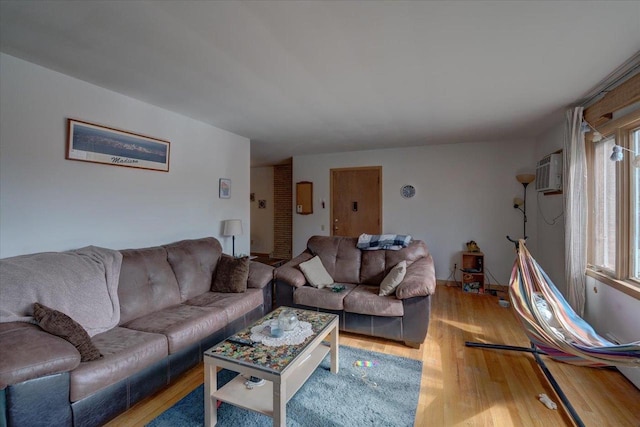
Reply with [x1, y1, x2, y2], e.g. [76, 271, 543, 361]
[465, 341, 584, 427]
[465, 237, 640, 427]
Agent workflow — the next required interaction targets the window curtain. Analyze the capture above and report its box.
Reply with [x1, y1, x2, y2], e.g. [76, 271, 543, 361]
[563, 107, 587, 315]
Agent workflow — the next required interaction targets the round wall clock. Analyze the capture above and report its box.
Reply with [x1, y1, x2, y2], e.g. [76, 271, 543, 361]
[401, 184, 416, 199]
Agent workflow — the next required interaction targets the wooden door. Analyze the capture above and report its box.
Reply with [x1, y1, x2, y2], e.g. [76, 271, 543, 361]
[331, 166, 382, 237]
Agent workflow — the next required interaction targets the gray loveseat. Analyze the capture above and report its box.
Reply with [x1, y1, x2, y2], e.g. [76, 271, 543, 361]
[274, 236, 436, 348]
[0, 237, 273, 427]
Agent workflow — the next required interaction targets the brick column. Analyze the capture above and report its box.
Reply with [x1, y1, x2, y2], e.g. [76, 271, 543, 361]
[272, 162, 292, 260]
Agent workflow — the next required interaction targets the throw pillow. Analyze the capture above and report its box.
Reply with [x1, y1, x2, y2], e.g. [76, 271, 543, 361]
[32, 302, 102, 362]
[299, 256, 334, 289]
[212, 256, 250, 293]
[379, 260, 407, 296]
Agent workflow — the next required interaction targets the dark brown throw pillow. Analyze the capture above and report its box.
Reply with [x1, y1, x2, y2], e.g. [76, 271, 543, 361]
[212, 256, 250, 293]
[32, 302, 102, 362]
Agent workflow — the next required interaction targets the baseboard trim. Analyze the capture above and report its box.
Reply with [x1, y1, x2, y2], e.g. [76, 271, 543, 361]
[436, 279, 508, 290]
[436, 279, 458, 287]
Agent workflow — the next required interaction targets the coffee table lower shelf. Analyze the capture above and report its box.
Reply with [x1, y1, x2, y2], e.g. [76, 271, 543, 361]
[210, 343, 330, 417]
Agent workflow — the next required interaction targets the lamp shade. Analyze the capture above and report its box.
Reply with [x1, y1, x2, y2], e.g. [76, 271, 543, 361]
[223, 219, 242, 236]
[516, 174, 536, 184]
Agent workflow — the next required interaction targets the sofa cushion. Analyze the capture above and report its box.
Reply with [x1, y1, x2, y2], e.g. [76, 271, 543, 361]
[185, 288, 264, 323]
[69, 327, 167, 402]
[122, 304, 227, 354]
[385, 240, 429, 268]
[378, 261, 407, 297]
[360, 240, 429, 285]
[118, 246, 182, 325]
[212, 255, 249, 293]
[307, 236, 361, 284]
[344, 285, 404, 317]
[293, 283, 357, 311]
[298, 256, 334, 289]
[164, 238, 222, 301]
[359, 250, 387, 285]
[0, 322, 80, 386]
[33, 303, 102, 362]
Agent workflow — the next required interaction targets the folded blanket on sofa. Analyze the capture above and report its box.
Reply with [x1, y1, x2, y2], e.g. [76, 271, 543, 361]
[357, 234, 412, 251]
[0, 246, 123, 336]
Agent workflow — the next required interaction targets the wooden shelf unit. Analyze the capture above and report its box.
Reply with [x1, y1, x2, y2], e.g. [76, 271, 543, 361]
[461, 251, 485, 294]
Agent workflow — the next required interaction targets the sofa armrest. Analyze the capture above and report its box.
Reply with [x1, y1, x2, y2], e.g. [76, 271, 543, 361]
[248, 261, 274, 289]
[0, 322, 80, 386]
[274, 253, 313, 288]
[395, 256, 436, 299]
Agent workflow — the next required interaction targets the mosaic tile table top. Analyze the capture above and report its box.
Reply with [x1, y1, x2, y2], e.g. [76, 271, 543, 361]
[204, 307, 337, 374]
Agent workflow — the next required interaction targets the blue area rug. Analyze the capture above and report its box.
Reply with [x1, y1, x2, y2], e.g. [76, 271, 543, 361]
[147, 345, 422, 427]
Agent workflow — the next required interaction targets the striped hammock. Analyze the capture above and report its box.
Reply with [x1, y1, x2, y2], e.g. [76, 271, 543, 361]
[510, 241, 640, 367]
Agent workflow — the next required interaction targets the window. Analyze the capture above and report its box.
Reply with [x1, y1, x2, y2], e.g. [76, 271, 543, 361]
[587, 109, 640, 293]
[631, 127, 640, 280]
[592, 136, 617, 272]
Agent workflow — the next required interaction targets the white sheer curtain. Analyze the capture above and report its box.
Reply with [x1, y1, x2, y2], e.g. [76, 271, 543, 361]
[563, 107, 587, 315]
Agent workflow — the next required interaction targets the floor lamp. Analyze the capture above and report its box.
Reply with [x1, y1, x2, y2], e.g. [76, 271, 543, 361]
[222, 219, 242, 257]
[513, 174, 535, 239]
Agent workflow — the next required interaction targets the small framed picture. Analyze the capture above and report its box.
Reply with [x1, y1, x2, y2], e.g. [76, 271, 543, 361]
[219, 178, 231, 199]
[258, 199, 267, 209]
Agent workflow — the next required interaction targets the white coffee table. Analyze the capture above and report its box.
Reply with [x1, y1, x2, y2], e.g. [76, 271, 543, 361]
[203, 307, 339, 427]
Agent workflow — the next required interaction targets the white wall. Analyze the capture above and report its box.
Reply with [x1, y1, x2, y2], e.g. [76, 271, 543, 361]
[250, 166, 274, 255]
[0, 53, 250, 257]
[535, 120, 566, 293]
[293, 140, 537, 285]
[534, 117, 640, 389]
[585, 276, 640, 387]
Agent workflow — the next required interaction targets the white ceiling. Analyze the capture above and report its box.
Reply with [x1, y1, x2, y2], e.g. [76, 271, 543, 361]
[1, 1, 639, 166]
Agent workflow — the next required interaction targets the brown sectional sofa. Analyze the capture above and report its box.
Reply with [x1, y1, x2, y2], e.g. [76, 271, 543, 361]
[0, 237, 273, 427]
[274, 236, 436, 348]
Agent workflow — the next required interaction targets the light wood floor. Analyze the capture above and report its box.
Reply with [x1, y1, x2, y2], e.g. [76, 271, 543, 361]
[106, 285, 640, 427]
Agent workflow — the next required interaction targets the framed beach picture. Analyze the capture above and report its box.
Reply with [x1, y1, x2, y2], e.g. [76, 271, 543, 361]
[219, 178, 231, 198]
[66, 119, 170, 172]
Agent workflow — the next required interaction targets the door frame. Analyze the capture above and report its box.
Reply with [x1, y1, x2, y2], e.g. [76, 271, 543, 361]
[330, 166, 383, 236]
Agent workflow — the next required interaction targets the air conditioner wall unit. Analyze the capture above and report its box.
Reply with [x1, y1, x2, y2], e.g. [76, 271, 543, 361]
[535, 153, 562, 193]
